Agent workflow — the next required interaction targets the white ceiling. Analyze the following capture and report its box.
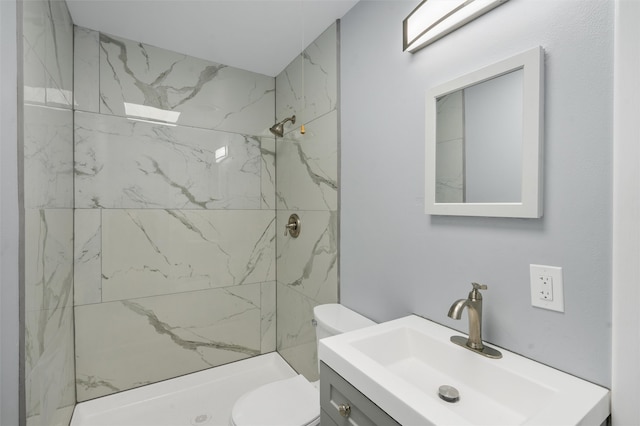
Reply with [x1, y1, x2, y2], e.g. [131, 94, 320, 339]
[66, 0, 360, 77]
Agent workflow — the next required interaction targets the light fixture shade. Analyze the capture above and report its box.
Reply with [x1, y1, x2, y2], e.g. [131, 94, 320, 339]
[403, 0, 509, 53]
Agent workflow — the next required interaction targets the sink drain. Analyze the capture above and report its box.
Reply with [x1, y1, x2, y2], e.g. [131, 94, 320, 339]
[438, 385, 460, 403]
[190, 413, 212, 425]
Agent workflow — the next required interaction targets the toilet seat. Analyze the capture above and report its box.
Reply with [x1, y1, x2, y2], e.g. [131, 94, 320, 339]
[229, 375, 320, 426]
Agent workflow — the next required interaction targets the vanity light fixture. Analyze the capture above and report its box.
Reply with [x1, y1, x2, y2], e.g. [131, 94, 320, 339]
[403, 0, 510, 53]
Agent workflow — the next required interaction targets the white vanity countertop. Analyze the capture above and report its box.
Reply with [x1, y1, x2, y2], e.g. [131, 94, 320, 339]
[319, 315, 610, 426]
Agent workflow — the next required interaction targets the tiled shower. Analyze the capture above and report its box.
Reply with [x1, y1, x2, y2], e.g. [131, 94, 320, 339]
[23, 0, 339, 424]
[73, 29, 277, 402]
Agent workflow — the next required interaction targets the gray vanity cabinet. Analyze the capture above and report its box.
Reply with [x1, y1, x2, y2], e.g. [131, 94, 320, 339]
[320, 362, 401, 426]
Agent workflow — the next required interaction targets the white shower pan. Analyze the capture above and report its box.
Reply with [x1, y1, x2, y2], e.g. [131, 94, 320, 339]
[71, 352, 297, 426]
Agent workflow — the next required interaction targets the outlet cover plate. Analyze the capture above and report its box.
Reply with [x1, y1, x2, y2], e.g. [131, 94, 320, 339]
[530, 264, 564, 312]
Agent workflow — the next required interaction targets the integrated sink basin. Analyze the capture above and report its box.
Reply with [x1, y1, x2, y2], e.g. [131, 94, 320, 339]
[318, 315, 609, 425]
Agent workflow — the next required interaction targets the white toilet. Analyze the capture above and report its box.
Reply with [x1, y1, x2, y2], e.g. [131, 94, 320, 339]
[229, 304, 375, 426]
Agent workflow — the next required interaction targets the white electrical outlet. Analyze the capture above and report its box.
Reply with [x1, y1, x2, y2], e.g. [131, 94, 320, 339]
[530, 264, 564, 312]
[539, 275, 553, 300]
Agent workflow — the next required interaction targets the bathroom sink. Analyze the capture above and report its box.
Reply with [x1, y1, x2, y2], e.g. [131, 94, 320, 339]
[318, 315, 609, 426]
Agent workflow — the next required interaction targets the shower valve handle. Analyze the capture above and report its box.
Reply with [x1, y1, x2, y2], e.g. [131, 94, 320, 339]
[284, 223, 296, 235]
[284, 214, 301, 238]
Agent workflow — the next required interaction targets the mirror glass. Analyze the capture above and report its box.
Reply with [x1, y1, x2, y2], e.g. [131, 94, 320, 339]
[435, 69, 523, 203]
[425, 46, 543, 218]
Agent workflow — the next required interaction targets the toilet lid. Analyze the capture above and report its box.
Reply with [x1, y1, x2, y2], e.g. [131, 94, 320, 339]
[231, 375, 320, 426]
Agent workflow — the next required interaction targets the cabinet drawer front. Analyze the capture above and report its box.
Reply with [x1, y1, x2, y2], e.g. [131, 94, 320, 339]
[320, 362, 400, 426]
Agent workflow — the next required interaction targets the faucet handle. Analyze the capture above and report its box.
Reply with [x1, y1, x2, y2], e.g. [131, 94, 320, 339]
[471, 282, 487, 291]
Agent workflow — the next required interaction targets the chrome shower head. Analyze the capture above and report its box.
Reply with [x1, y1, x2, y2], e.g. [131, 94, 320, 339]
[269, 115, 296, 137]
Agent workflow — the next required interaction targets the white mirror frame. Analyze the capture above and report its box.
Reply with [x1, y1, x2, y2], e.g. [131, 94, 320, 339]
[425, 46, 544, 218]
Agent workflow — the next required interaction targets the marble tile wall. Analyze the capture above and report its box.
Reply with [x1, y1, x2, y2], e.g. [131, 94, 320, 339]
[20, 3, 336, 414]
[435, 91, 464, 202]
[276, 23, 338, 127]
[75, 29, 274, 135]
[74, 112, 264, 210]
[24, 209, 75, 426]
[23, 0, 73, 108]
[74, 283, 270, 400]
[22, 1, 75, 425]
[275, 22, 340, 380]
[73, 28, 277, 400]
[100, 209, 275, 301]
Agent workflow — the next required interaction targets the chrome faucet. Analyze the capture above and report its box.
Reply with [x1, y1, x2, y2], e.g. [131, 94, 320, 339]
[448, 282, 502, 359]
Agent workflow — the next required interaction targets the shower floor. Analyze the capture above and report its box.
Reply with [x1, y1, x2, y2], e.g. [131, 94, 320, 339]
[70, 352, 298, 426]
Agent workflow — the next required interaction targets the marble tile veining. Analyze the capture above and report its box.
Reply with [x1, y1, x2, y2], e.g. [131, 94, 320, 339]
[44, 0, 73, 101]
[24, 211, 74, 426]
[277, 210, 338, 304]
[25, 305, 75, 426]
[24, 105, 73, 208]
[74, 27, 100, 113]
[99, 33, 274, 135]
[66, 8, 339, 402]
[23, 36, 70, 108]
[23, 1, 75, 424]
[27, 405, 74, 426]
[25, 209, 74, 313]
[22, 0, 49, 63]
[102, 209, 276, 301]
[75, 284, 264, 401]
[23, 0, 73, 108]
[276, 22, 337, 127]
[260, 281, 276, 353]
[261, 137, 276, 210]
[75, 111, 262, 209]
[435, 91, 464, 203]
[436, 139, 464, 203]
[276, 111, 338, 211]
[275, 21, 339, 381]
[70, 19, 286, 402]
[74, 209, 102, 305]
[278, 342, 318, 382]
[276, 283, 322, 381]
[436, 91, 464, 142]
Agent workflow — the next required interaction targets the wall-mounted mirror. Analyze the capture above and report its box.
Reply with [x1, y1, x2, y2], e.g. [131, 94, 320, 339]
[425, 46, 544, 218]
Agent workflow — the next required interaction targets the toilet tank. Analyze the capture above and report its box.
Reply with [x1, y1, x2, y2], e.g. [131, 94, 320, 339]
[313, 304, 375, 341]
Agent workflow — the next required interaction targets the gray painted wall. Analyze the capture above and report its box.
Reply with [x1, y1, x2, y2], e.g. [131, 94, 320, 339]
[340, 0, 613, 387]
